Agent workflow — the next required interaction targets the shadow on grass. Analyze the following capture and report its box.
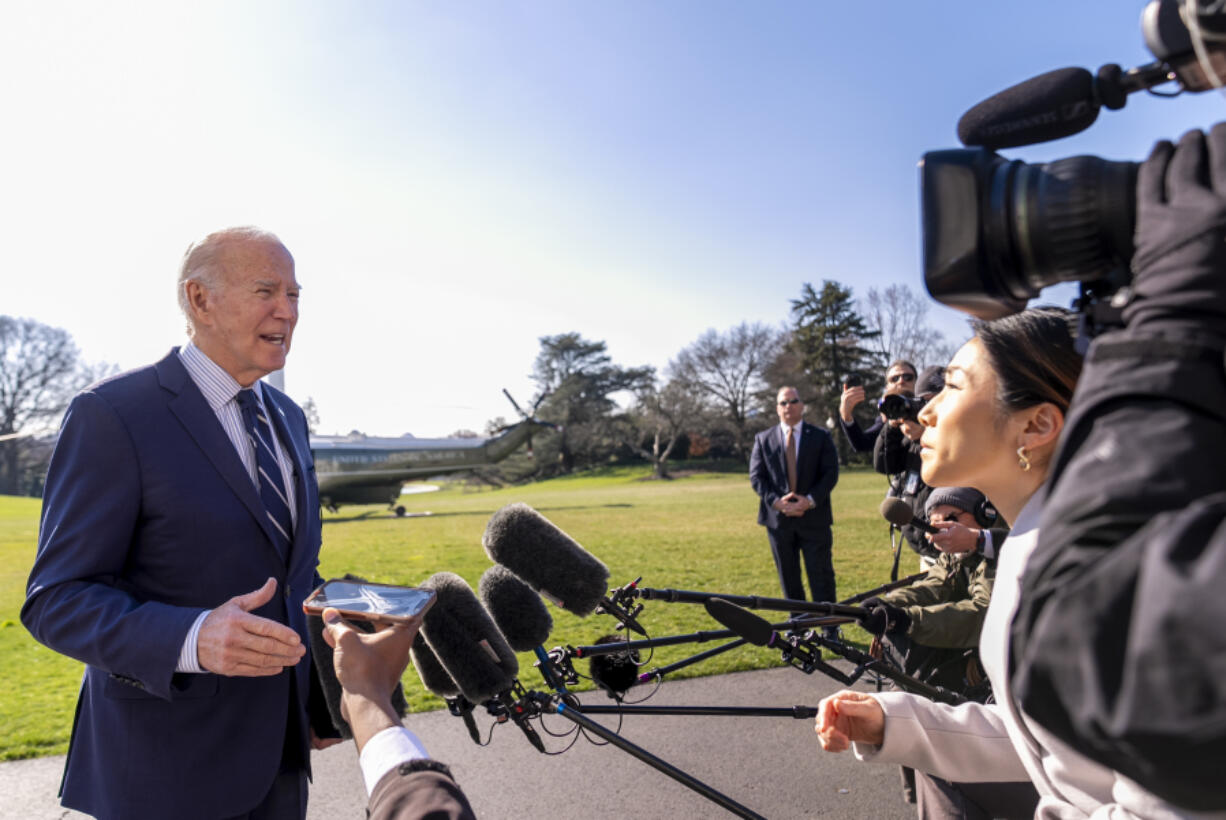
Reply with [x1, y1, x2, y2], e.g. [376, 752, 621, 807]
[322, 502, 635, 525]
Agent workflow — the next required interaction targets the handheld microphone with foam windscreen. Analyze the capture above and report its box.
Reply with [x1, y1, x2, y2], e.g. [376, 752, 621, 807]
[881, 497, 938, 535]
[479, 565, 568, 692]
[410, 633, 481, 744]
[418, 572, 518, 705]
[482, 503, 610, 616]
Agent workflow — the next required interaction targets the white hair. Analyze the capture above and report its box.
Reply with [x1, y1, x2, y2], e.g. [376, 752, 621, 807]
[177, 226, 284, 333]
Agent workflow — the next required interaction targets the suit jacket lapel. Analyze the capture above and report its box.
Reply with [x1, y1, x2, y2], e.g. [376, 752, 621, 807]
[156, 352, 285, 561]
[775, 425, 790, 489]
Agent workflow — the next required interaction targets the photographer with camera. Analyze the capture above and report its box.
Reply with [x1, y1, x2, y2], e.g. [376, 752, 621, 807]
[874, 366, 951, 567]
[839, 360, 917, 453]
[1010, 125, 1226, 813]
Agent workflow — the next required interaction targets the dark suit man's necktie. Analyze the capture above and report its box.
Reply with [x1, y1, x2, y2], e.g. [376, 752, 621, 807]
[235, 389, 294, 553]
[785, 425, 798, 494]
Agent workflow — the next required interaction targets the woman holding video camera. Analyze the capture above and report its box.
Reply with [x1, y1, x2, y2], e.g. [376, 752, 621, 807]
[1010, 127, 1226, 813]
[816, 306, 1121, 820]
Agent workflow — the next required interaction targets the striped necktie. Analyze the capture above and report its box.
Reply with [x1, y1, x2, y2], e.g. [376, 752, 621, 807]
[235, 389, 294, 554]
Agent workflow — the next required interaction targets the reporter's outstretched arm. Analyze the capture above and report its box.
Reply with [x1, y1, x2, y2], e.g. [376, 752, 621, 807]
[322, 609, 476, 820]
[1012, 124, 1226, 812]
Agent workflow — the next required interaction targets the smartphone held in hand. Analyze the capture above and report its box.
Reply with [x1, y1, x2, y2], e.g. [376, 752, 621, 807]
[302, 579, 437, 624]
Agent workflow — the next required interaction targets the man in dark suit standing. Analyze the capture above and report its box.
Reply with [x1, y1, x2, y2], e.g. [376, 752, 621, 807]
[750, 386, 840, 609]
[22, 227, 333, 819]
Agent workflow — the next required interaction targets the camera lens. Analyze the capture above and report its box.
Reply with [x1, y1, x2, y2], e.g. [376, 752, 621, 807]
[922, 148, 1137, 318]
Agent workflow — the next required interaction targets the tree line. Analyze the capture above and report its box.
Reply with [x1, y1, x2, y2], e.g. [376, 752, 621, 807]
[488, 280, 960, 482]
[0, 280, 960, 497]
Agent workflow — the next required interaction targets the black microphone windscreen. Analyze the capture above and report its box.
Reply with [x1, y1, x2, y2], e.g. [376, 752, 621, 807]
[419, 572, 519, 704]
[478, 565, 553, 652]
[309, 611, 409, 739]
[410, 632, 460, 697]
[482, 503, 610, 616]
[588, 634, 641, 699]
[957, 67, 1098, 150]
[704, 598, 774, 647]
[881, 497, 916, 528]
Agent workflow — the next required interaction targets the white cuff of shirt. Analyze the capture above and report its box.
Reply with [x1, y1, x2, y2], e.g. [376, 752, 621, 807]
[176, 610, 211, 673]
[981, 530, 996, 560]
[359, 726, 431, 796]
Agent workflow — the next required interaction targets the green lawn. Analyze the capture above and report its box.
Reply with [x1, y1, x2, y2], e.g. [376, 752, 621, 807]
[0, 465, 900, 760]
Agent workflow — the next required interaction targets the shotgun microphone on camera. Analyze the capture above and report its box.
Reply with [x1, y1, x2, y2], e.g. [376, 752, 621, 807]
[881, 497, 938, 534]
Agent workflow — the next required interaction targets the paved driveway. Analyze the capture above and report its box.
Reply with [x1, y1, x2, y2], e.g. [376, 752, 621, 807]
[2, 664, 915, 819]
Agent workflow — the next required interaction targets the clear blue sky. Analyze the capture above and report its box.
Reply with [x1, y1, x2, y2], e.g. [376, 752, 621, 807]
[3, 1, 1223, 435]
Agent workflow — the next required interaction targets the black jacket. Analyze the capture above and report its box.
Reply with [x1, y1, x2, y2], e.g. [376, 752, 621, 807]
[1010, 326, 1226, 812]
[874, 425, 938, 561]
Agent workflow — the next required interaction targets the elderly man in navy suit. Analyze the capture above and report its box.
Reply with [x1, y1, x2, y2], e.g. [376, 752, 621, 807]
[23, 227, 334, 819]
[750, 386, 840, 613]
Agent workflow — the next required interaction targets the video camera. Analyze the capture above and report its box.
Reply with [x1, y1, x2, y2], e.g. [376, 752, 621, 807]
[878, 393, 927, 422]
[921, 0, 1226, 328]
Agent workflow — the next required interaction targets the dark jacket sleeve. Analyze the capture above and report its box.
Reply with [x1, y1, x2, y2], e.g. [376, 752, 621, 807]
[873, 425, 909, 476]
[748, 431, 778, 509]
[1010, 327, 1226, 811]
[840, 417, 882, 453]
[808, 428, 839, 501]
[368, 760, 476, 820]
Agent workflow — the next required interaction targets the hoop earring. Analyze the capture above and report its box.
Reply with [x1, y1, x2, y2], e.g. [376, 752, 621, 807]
[1017, 446, 1031, 472]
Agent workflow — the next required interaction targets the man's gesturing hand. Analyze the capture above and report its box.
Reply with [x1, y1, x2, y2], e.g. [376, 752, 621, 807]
[198, 577, 305, 676]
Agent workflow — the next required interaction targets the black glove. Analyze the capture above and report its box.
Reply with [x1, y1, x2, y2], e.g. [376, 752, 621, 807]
[1126, 124, 1226, 336]
[858, 597, 911, 637]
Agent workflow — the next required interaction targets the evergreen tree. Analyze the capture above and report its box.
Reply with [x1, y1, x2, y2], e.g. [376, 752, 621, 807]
[789, 281, 883, 463]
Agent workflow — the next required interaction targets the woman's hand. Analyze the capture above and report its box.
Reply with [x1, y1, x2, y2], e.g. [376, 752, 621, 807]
[815, 690, 885, 752]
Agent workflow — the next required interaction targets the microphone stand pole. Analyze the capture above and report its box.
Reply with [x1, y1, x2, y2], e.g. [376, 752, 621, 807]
[839, 572, 926, 605]
[634, 587, 866, 618]
[529, 692, 767, 820]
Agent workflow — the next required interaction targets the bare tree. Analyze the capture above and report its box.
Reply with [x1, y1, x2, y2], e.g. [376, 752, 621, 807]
[301, 396, 321, 434]
[629, 378, 703, 479]
[668, 322, 784, 461]
[0, 316, 110, 495]
[861, 284, 959, 369]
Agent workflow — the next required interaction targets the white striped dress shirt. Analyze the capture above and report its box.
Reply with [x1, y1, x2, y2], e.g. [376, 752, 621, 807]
[174, 341, 300, 673]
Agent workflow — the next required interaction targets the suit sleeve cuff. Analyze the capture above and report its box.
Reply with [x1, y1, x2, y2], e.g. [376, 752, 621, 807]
[360, 726, 430, 796]
[175, 609, 211, 674]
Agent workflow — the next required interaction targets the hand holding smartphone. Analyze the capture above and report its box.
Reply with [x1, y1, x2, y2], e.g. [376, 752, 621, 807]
[303, 579, 437, 625]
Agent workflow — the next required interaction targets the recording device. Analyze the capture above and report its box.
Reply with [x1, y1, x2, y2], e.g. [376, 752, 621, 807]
[302, 578, 436, 624]
[881, 497, 939, 534]
[483, 503, 610, 616]
[843, 372, 864, 389]
[588, 634, 641, 700]
[922, 0, 1226, 324]
[878, 393, 927, 422]
[479, 565, 572, 692]
[483, 503, 648, 635]
[410, 634, 482, 744]
[417, 572, 519, 704]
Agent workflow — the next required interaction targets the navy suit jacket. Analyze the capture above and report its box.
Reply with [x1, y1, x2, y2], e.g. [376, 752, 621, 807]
[749, 421, 839, 530]
[22, 349, 324, 820]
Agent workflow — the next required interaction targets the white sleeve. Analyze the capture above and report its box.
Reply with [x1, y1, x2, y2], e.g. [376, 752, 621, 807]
[359, 726, 431, 796]
[851, 692, 1031, 784]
